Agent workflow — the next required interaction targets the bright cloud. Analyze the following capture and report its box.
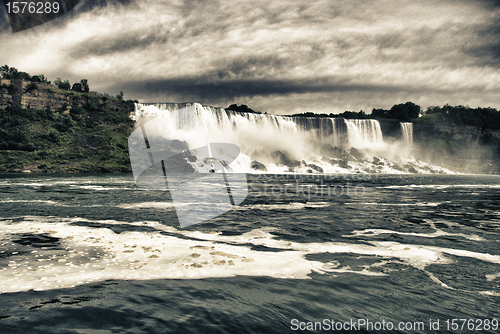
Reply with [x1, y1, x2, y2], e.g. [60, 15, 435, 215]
[1, 0, 499, 114]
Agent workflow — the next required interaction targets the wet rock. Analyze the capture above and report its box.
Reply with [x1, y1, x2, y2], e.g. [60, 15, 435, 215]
[339, 159, 350, 169]
[306, 164, 323, 173]
[21, 165, 38, 173]
[271, 151, 288, 165]
[407, 166, 418, 173]
[391, 164, 404, 171]
[251, 161, 267, 171]
[349, 148, 365, 161]
[170, 139, 188, 150]
[184, 150, 197, 162]
[271, 151, 300, 167]
[371, 157, 384, 166]
[164, 153, 195, 172]
[101, 165, 120, 173]
[321, 157, 333, 164]
[320, 145, 346, 159]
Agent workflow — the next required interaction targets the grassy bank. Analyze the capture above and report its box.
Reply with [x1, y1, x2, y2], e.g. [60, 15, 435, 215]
[0, 101, 135, 173]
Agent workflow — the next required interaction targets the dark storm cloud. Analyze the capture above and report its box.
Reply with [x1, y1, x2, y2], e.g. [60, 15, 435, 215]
[212, 55, 295, 80]
[69, 27, 170, 57]
[463, 23, 500, 67]
[0, 10, 10, 32]
[2, 0, 500, 114]
[473, 0, 500, 8]
[119, 76, 446, 101]
[69, 0, 136, 14]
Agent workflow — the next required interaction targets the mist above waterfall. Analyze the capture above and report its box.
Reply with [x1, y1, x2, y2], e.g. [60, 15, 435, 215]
[132, 103, 452, 174]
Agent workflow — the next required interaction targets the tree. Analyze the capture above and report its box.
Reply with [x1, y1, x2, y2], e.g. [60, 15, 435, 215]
[55, 78, 70, 90]
[17, 71, 31, 80]
[31, 74, 50, 84]
[226, 104, 259, 113]
[388, 102, 421, 121]
[0, 65, 33, 80]
[80, 79, 89, 93]
[72, 82, 82, 92]
[1, 65, 15, 79]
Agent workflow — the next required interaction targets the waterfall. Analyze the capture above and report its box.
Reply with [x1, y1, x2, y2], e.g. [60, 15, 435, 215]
[400, 122, 413, 144]
[131, 103, 400, 173]
[344, 119, 384, 149]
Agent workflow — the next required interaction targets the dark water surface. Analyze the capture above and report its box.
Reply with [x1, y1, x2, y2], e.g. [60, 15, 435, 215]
[0, 173, 499, 333]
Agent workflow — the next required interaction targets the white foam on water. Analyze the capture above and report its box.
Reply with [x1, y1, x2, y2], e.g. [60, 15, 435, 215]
[0, 200, 59, 205]
[380, 184, 500, 190]
[71, 185, 134, 191]
[0, 183, 46, 187]
[117, 202, 179, 209]
[347, 224, 484, 242]
[0, 219, 328, 294]
[234, 202, 331, 211]
[1, 218, 498, 294]
[359, 202, 444, 207]
[486, 272, 500, 281]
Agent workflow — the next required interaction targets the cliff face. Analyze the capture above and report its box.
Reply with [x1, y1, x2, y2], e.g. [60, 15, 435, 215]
[413, 122, 500, 142]
[412, 121, 500, 174]
[0, 81, 135, 173]
[0, 79, 126, 112]
[377, 119, 402, 140]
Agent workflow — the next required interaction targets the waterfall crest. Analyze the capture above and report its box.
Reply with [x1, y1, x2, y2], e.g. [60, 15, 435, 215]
[130, 103, 449, 174]
[400, 122, 413, 144]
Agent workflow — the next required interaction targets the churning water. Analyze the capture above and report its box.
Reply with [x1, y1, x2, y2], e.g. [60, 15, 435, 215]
[0, 173, 499, 333]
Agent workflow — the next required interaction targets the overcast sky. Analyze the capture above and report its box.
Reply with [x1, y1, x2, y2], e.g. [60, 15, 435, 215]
[1, 0, 499, 114]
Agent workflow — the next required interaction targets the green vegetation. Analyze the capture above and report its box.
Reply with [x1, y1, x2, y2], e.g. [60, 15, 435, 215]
[54, 78, 71, 90]
[0, 65, 136, 173]
[291, 101, 500, 131]
[1, 82, 16, 94]
[371, 102, 421, 121]
[0, 100, 135, 173]
[292, 110, 372, 119]
[416, 105, 500, 130]
[227, 104, 261, 114]
[2, 65, 92, 95]
[292, 102, 420, 121]
[1, 65, 51, 84]
[72, 79, 90, 93]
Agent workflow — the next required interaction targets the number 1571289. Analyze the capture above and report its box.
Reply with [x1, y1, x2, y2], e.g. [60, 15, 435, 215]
[5, 2, 60, 14]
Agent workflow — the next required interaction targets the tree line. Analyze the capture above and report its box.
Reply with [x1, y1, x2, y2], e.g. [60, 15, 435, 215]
[291, 102, 420, 121]
[1, 65, 51, 85]
[1, 65, 90, 94]
[289, 101, 500, 130]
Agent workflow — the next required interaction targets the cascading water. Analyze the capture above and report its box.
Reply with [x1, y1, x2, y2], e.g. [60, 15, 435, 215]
[400, 122, 413, 145]
[344, 119, 384, 149]
[132, 103, 450, 174]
